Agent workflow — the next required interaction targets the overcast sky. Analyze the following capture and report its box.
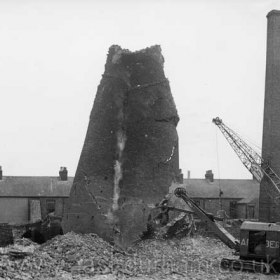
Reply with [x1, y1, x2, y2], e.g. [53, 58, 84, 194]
[0, 0, 279, 179]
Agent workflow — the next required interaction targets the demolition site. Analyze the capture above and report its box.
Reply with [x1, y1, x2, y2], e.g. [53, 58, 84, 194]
[1, 8, 280, 280]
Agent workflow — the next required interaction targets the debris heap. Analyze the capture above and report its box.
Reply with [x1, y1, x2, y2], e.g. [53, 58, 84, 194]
[0, 232, 237, 279]
[62, 45, 181, 247]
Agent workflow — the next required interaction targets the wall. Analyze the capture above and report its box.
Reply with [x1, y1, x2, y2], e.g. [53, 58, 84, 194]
[0, 224, 13, 246]
[204, 198, 240, 218]
[192, 198, 258, 219]
[0, 197, 67, 225]
[39, 197, 65, 219]
[0, 198, 28, 224]
[237, 204, 247, 219]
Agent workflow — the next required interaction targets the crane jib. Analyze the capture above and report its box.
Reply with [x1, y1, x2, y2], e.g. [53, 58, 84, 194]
[212, 117, 280, 203]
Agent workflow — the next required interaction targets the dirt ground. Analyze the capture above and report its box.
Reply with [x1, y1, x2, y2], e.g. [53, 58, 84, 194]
[0, 225, 279, 280]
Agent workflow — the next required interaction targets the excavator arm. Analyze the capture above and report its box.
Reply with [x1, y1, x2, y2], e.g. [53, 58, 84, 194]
[174, 187, 240, 251]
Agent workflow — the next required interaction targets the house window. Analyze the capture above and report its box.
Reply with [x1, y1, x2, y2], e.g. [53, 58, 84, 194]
[46, 199, 56, 214]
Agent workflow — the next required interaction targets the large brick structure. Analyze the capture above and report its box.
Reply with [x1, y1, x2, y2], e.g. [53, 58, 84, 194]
[259, 10, 280, 222]
[62, 45, 181, 247]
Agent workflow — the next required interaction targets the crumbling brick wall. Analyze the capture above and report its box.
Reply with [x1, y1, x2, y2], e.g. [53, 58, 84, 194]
[62, 45, 181, 247]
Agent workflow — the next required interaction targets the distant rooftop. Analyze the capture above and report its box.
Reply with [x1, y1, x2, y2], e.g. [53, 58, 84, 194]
[0, 176, 74, 197]
[170, 178, 259, 203]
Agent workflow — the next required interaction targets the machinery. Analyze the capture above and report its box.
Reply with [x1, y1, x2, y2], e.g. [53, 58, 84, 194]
[213, 117, 280, 202]
[149, 117, 280, 273]
[174, 187, 280, 274]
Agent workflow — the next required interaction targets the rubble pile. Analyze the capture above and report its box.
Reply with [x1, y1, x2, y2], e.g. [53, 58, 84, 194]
[0, 232, 279, 279]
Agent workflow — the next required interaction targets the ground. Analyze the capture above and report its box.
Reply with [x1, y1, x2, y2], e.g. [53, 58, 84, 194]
[0, 231, 278, 280]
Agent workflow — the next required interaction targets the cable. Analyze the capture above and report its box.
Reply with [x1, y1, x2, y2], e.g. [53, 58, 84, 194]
[215, 127, 223, 210]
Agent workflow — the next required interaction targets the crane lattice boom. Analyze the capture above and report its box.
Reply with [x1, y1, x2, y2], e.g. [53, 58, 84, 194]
[213, 117, 280, 199]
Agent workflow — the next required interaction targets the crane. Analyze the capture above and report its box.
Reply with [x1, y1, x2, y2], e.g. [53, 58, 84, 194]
[212, 117, 280, 201]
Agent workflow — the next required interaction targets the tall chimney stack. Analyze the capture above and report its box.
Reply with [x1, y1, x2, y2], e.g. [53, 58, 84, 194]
[260, 10, 280, 222]
[0, 166, 2, 180]
[62, 45, 180, 247]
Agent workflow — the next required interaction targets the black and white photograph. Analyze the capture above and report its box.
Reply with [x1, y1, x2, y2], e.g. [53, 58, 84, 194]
[1, 0, 280, 279]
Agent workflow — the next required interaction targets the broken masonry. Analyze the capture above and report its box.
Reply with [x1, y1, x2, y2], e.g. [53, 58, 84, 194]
[62, 45, 182, 247]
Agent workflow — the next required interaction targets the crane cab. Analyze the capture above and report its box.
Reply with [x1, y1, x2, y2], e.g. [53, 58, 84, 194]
[239, 221, 280, 264]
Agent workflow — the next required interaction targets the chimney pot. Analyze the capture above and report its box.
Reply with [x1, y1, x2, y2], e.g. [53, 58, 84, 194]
[59, 167, 68, 181]
[205, 170, 214, 182]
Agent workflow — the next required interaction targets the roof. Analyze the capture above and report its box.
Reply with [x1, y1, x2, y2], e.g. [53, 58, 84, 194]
[241, 221, 280, 232]
[170, 178, 259, 202]
[0, 176, 73, 197]
[237, 195, 259, 205]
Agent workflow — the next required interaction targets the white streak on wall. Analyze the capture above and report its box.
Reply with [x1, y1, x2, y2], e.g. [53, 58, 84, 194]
[112, 131, 127, 212]
[165, 146, 175, 163]
[112, 160, 122, 211]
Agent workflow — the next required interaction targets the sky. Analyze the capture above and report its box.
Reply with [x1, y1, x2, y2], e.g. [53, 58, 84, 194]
[0, 0, 279, 179]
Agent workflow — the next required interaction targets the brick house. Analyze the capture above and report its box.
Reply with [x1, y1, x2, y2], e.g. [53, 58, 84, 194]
[0, 167, 73, 225]
[170, 171, 259, 220]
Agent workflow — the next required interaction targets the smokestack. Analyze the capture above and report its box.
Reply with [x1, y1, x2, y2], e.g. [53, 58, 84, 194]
[260, 10, 280, 222]
[187, 170, 191, 179]
[0, 166, 2, 180]
[59, 167, 68, 181]
[62, 45, 180, 247]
